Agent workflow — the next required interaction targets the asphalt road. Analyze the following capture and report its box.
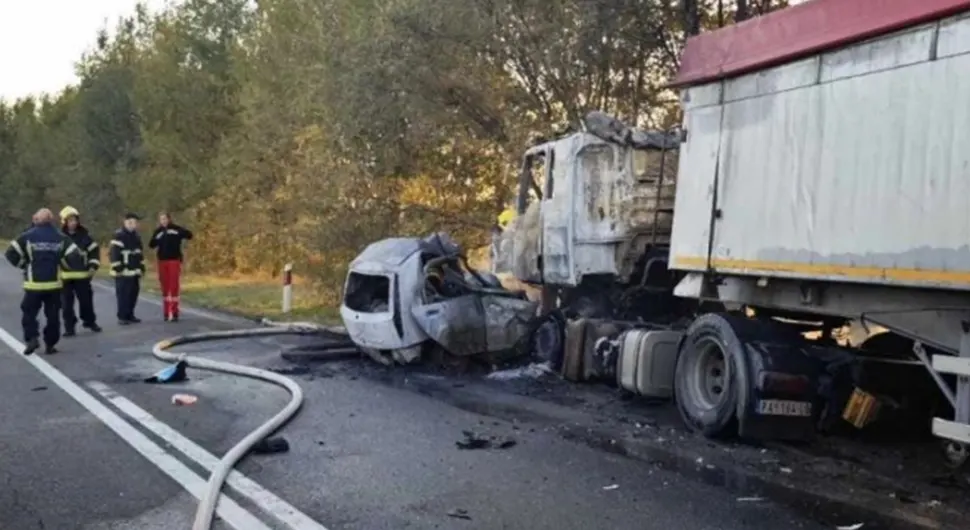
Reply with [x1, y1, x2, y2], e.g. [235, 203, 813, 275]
[0, 262, 835, 530]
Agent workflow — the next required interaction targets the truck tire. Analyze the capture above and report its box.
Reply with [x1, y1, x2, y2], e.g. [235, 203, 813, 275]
[674, 313, 750, 438]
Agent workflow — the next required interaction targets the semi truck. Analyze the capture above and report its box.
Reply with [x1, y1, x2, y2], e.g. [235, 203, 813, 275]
[494, 0, 970, 468]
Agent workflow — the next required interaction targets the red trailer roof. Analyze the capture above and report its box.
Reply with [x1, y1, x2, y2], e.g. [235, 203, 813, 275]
[674, 0, 970, 87]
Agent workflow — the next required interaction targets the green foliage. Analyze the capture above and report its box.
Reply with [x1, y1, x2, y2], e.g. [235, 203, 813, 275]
[0, 0, 785, 294]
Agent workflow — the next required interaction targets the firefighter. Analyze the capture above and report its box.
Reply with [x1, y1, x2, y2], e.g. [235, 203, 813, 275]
[497, 207, 516, 230]
[110, 212, 146, 325]
[59, 206, 103, 335]
[4, 208, 81, 355]
[149, 211, 193, 321]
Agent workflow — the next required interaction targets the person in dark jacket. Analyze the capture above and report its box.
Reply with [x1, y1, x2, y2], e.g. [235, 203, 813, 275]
[4, 208, 81, 355]
[149, 211, 193, 322]
[110, 212, 146, 325]
[59, 206, 102, 335]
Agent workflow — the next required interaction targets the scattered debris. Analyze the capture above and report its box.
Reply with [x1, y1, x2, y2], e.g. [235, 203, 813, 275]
[486, 362, 554, 381]
[456, 431, 491, 450]
[269, 365, 311, 376]
[171, 393, 198, 406]
[145, 360, 188, 384]
[602, 484, 619, 491]
[446, 508, 472, 520]
[780, 467, 793, 474]
[251, 436, 290, 455]
[836, 524, 864, 530]
[30, 386, 47, 392]
[736, 497, 765, 502]
[497, 439, 517, 449]
[455, 430, 518, 451]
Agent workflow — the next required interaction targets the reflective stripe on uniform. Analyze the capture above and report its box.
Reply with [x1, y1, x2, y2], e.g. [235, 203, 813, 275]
[24, 280, 62, 291]
[87, 242, 98, 252]
[25, 243, 34, 284]
[61, 270, 92, 280]
[109, 269, 142, 277]
[61, 242, 79, 270]
[110, 240, 124, 247]
[8, 240, 25, 267]
[88, 258, 101, 267]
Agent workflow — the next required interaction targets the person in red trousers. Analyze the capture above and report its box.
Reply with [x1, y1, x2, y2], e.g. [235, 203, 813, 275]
[149, 212, 193, 321]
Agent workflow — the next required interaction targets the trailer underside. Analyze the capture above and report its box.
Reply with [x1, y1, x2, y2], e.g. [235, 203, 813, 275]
[674, 271, 970, 450]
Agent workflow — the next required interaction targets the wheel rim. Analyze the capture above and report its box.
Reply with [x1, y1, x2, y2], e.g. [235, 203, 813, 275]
[943, 441, 969, 469]
[687, 337, 728, 410]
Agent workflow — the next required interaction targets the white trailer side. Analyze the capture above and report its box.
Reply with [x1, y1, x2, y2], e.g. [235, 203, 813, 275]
[672, 16, 970, 292]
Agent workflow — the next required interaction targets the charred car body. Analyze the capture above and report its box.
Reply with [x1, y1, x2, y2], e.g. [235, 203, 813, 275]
[341, 233, 538, 367]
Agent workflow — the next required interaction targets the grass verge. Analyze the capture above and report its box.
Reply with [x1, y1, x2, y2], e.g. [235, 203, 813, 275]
[95, 262, 340, 323]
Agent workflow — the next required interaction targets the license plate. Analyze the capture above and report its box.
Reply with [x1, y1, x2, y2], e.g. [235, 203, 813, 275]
[756, 399, 812, 417]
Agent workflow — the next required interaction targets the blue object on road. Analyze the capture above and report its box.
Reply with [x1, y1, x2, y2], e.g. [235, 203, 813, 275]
[144, 360, 188, 383]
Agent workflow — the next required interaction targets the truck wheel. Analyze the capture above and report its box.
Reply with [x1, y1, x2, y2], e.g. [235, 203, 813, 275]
[674, 314, 747, 438]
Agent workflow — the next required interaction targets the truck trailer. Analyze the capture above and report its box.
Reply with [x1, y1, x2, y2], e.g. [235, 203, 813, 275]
[495, 0, 970, 468]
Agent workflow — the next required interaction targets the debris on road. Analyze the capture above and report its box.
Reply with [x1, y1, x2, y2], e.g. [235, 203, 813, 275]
[269, 364, 311, 376]
[446, 508, 472, 520]
[456, 430, 518, 451]
[736, 497, 765, 503]
[602, 484, 619, 491]
[251, 436, 290, 455]
[457, 431, 491, 450]
[30, 386, 47, 392]
[836, 524, 864, 530]
[145, 360, 188, 384]
[171, 393, 198, 406]
[486, 362, 553, 381]
[497, 438, 517, 449]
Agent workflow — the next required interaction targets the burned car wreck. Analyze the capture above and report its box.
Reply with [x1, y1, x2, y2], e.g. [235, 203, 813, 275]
[340, 233, 538, 366]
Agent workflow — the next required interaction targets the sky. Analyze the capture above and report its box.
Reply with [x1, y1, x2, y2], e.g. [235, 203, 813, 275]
[0, 0, 170, 102]
[0, 0, 809, 103]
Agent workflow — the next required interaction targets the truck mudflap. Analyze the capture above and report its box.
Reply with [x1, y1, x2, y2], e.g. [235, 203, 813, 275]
[737, 339, 856, 442]
[676, 313, 857, 442]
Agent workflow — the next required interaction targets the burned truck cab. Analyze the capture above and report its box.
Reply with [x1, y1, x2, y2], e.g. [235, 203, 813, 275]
[493, 113, 682, 317]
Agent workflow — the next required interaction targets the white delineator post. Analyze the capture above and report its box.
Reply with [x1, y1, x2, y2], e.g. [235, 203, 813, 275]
[281, 263, 293, 314]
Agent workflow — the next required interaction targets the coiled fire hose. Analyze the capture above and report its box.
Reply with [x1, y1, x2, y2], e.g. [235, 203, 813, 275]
[151, 320, 354, 530]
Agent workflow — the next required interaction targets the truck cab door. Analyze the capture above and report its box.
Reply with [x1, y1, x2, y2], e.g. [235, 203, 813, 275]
[507, 150, 545, 283]
[538, 143, 575, 285]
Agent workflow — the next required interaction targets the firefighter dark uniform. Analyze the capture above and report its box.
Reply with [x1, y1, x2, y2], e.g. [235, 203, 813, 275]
[59, 206, 102, 335]
[4, 221, 80, 355]
[110, 216, 146, 324]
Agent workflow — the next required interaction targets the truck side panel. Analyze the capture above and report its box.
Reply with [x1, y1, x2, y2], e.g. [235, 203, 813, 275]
[669, 83, 723, 272]
[671, 15, 970, 291]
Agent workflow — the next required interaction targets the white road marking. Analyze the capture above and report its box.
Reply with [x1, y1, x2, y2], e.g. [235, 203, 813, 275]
[88, 381, 329, 530]
[0, 326, 272, 530]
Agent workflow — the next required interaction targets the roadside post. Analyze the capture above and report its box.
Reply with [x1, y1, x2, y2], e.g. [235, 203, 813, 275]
[282, 263, 293, 314]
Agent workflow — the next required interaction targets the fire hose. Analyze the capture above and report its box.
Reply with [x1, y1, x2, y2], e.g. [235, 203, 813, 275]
[151, 320, 356, 530]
